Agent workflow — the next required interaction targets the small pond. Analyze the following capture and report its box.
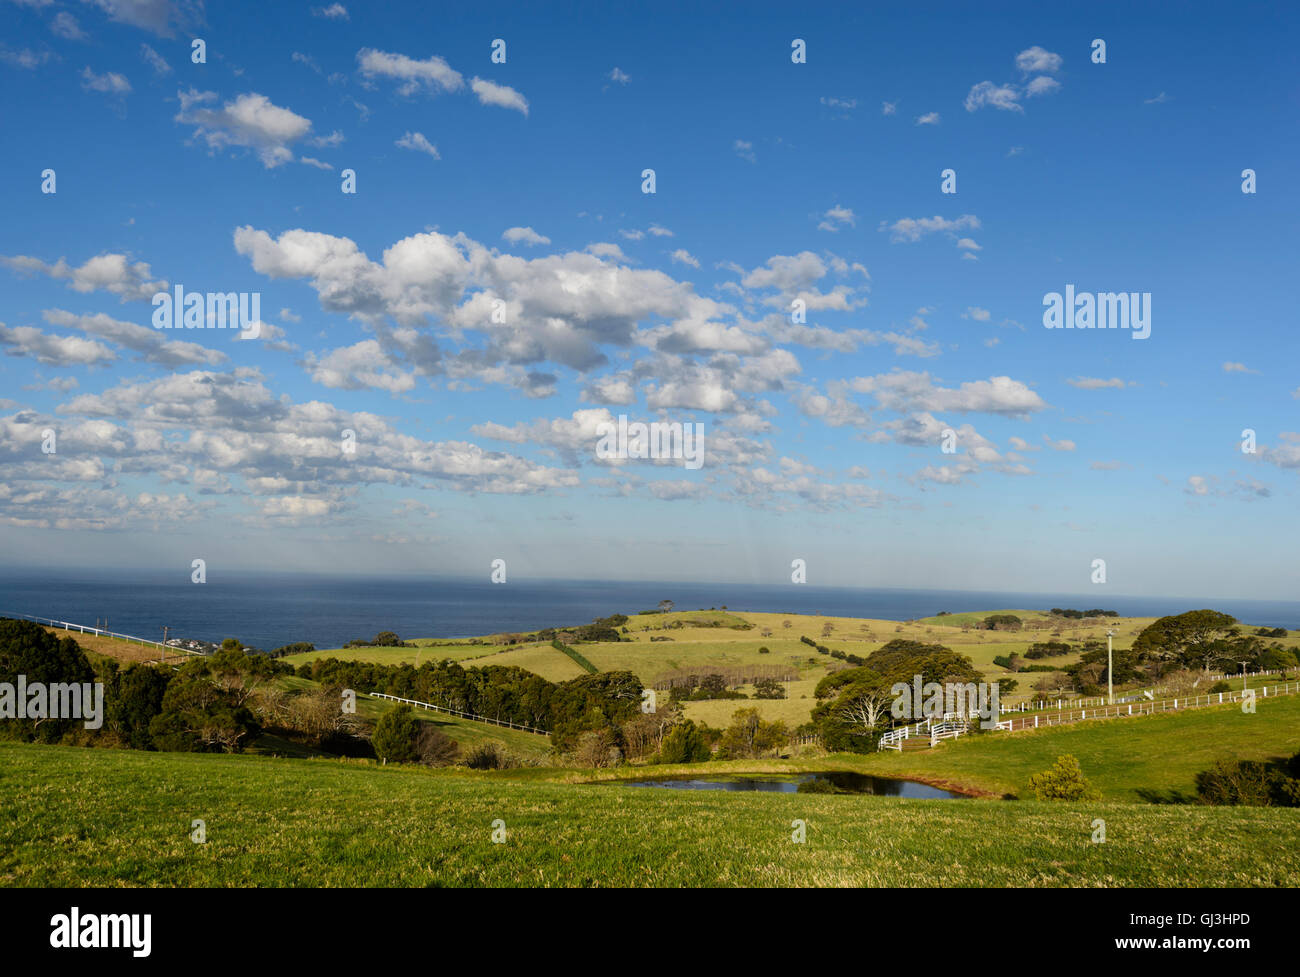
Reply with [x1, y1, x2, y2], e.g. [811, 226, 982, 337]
[616, 772, 968, 799]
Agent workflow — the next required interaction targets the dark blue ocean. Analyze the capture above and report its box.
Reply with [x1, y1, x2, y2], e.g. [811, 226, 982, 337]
[0, 569, 1296, 651]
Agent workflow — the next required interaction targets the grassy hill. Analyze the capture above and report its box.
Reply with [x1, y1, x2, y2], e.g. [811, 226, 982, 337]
[265, 607, 1280, 730]
[2, 739, 1296, 887]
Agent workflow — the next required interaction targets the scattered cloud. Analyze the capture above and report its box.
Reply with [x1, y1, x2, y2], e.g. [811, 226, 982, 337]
[470, 76, 529, 115]
[817, 205, 856, 232]
[81, 66, 131, 95]
[174, 89, 314, 168]
[395, 130, 440, 159]
[502, 227, 551, 247]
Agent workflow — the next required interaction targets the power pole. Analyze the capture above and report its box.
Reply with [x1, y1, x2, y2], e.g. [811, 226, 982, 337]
[1240, 661, 1250, 690]
[1106, 629, 1116, 706]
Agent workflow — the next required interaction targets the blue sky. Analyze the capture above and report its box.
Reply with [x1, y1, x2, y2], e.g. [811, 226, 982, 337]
[0, 0, 1297, 599]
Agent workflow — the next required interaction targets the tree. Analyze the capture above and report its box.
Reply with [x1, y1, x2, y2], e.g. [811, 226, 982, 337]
[718, 708, 789, 758]
[147, 671, 261, 753]
[372, 704, 420, 763]
[0, 618, 96, 743]
[753, 677, 785, 699]
[658, 600, 674, 613]
[108, 664, 173, 750]
[659, 719, 711, 763]
[1132, 610, 1239, 671]
[839, 688, 891, 737]
[574, 727, 621, 767]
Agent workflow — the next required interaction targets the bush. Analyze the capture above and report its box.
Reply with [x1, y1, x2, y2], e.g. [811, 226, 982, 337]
[416, 725, 460, 767]
[463, 742, 516, 770]
[1208, 681, 1233, 694]
[1026, 755, 1100, 801]
[1195, 757, 1299, 807]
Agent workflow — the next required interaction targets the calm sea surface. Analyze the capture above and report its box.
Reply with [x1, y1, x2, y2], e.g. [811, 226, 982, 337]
[1, 569, 1296, 651]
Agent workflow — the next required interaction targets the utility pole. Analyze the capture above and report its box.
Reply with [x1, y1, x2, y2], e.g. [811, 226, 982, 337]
[1240, 661, 1250, 690]
[1106, 628, 1116, 706]
[163, 625, 169, 652]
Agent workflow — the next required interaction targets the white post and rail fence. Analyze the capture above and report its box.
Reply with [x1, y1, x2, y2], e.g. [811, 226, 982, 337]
[1, 611, 203, 664]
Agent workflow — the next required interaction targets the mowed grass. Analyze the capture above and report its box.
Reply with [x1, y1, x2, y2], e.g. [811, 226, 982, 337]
[3, 740, 1298, 887]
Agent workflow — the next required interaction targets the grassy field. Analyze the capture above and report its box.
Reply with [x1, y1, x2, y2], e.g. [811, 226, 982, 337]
[862, 692, 1300, 801]
[279, 640, 508, 668]
[3, 740, 1297, 887]
[41, 626, 175, 664]
[262, 607, 1272, 729]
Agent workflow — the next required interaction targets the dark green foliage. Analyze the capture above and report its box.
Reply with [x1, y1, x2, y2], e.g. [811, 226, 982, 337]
[1024, 641, 1072, 659]
[345, 631, 414, 649]
[658, 719, 712, 763]
[147, 671, 261, 753]
[0, 618, 96, 743]
[1132, 610, 1239, 671]
[1195, 756, 1300, 807]
[268, 642, 315, 658]
[551, 639, 598, 673]
[107, 664, 172, 750]
[981, 614, 1023, 631]
[372, 704, 419, 763]
[547, 670, 643, 751]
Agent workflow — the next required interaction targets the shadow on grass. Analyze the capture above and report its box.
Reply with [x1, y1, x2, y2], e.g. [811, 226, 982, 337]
[1133, 787, 1198, 804]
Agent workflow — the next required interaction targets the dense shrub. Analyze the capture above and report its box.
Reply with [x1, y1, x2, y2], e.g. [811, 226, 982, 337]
[1195, 756, 1300, 807]
[1026, 755, 1100, 800]
[372, 704, 420, 763]
[658, 720, 712, 763]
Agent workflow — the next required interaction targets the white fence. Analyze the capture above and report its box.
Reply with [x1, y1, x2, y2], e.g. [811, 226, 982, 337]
[4, 611, 168, 648]
[994, 681, 1300, 733]
[1004, 668, 1293, 713]
[878, 718, 967, 751]
[2, 610, 205, 663]
[368, 691, 550, 736]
